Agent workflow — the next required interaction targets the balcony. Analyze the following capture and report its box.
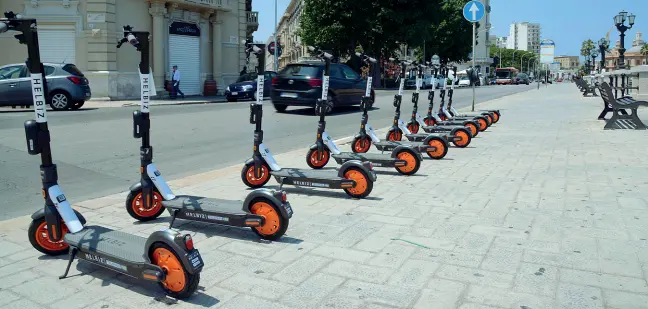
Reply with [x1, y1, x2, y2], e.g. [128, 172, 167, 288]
[169, 0, 232, 11]
[247, 11, 259, 34]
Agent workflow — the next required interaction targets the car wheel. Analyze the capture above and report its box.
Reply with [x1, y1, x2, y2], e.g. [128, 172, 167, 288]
[273, 104, 287, 112]
[49, 91, 71, 111]
[70, 101, 84, 110]
[315, 92, 336, 115]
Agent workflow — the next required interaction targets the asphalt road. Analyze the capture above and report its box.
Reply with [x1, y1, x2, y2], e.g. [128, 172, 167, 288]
[0, 84, 536, 220]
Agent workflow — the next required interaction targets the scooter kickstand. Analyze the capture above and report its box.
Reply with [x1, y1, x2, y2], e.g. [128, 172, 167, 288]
[169, 209, 179, 228]
[59, 248, 78, 279]
[279, 178, 284, 190]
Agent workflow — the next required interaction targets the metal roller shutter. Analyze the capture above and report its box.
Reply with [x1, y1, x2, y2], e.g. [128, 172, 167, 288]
[37, 27, 76, 65]
[169, 35, 201, 96]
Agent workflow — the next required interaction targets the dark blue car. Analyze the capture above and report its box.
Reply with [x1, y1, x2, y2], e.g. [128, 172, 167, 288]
[225, 71, 276, 102]
[270, 62, 374, 113]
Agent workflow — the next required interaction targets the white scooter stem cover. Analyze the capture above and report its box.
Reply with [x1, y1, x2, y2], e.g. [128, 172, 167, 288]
[322, 75, 330, 100]
[259, 143, 282, 171]
[365, 76, 372, 97]
[398, 119, 412, 135]
[256, 75, 264, 104]
[415, 77, 421, 93]
[365, 124, 381, 143]
[30, 73, 48, 123]
[321, 132, 342, 155]
[398, 78, 405, 96]
[146, 163, 176, 200]
[415, 113, 425, 127]
[48, 185, 84, 233]
[138, 68, 156, 113]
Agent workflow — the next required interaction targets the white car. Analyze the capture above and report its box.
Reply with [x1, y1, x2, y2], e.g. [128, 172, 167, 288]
[457, 76, 471, 87]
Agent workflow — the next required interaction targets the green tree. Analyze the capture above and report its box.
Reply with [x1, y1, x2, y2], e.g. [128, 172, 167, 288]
[641, 44, 648, 64]
[580, 39, 596, 59]
[299, 0, 473, 62]
[489, 46, 537, 72]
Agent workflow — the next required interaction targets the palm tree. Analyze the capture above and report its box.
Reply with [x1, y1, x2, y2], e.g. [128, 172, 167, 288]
[641, 44, 648, 65]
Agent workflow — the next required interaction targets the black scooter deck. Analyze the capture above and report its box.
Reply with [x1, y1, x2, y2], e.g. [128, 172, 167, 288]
[272, 168, 354, 188]
[163, 196, 243, 214]
[162, 195, 271, 226]
[332, 152, 404, 167]
[422, 125, 459, 133]
[373, 140, 433, 153]
[65, 225, 147, 263]
[404, 132, 445, 143]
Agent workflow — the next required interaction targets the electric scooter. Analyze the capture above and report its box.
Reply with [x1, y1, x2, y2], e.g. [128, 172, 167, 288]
[385, 59, 472, 148]
[437, 67, 499, 127]
[350, 53, 449, 160]
[5, 14, 203, 298]
[405, 63, 480, 140]
[242, 47, 377, 198]
[424, 65, 490, 132]
[446, 86, 501, 124]
[306, 50, 423, 175]
[125, 36, 292, 240]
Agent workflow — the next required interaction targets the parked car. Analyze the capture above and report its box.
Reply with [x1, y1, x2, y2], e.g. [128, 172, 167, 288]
[514, 73, 530, 85]
[457, 76, 471, 87]
[404, 75, 433, 89]
[0, 63, 91, 110]
[225, 71, 277, 102]
[270, 61, 375, 113]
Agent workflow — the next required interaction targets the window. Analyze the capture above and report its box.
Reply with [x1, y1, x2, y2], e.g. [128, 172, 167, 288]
[44, 66, 56, 76]
[330, 65, 345, 79]
[340, 65, 360, 80]
[0, 65, 24, 80]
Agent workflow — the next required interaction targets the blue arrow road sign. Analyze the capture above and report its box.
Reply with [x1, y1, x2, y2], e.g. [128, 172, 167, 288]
[463, 0, 485, 23]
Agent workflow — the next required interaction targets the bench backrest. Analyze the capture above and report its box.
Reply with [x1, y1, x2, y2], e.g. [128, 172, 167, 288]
[599, 82, 615, 105]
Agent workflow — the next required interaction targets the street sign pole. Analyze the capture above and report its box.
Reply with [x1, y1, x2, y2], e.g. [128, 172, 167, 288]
[274, 0, 278, 72]
[463, 0, 484, 112]
[471, 22, 476, 112]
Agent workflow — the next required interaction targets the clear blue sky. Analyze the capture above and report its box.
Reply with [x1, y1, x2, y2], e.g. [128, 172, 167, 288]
[253, 0, 648, 60]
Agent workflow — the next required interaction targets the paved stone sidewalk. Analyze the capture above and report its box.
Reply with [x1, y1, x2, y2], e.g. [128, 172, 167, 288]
[1, 83, 648, 309]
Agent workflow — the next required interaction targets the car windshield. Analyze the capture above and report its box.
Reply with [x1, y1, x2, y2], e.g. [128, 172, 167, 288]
[236, 73, 257, 82]
[279, 65, 320, 77]
[517, 73, 528, 79]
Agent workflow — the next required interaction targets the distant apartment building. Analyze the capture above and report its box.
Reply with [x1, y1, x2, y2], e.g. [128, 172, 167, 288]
[496, 36, 508, 48]
[507, 22, 541, 54]
[277, 0, 310, 69]
[554, 56, 580, 70]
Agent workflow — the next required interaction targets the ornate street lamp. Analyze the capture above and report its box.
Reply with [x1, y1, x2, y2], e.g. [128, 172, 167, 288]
[591, 49, 599, 73]
[614, 10, 635, 69]
[598, 37, 609, 72]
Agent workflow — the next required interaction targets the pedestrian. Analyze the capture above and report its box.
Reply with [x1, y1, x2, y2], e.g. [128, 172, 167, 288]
[171, 65, 184, 99]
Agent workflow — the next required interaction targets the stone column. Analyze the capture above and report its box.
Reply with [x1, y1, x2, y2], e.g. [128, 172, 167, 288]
[200, 10, 214, 83]
[211, 13, 223, 87]
[149, 1, 167, 94]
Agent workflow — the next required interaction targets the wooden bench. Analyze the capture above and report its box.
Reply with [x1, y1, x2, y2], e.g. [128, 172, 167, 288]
[599, 82, 647, 130]
[575, 79, 597, 96]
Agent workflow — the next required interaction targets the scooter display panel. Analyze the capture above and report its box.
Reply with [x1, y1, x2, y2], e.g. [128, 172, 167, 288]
[64, 225, 147, 263]
[162, 195, 243, 214]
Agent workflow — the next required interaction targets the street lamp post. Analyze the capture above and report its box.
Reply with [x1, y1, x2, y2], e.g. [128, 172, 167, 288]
[591, 50, 599, 74]
[614, 10, 636, 69]
[527, 57, 534, 73]
[598, 38, 609, 73]
[511, 50, 517, 67]
[520, 54, 526, 73]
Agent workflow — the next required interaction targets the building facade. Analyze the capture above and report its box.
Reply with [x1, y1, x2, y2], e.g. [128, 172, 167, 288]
[0, 0, 259, 99]
[496, 36, 507, 48]
[276, 0, 312, 70]
[472, 0, 491, 64]
[605, 32, 647, 70]
[554, 56, 580, 70]
[507, 22, 541, 54]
